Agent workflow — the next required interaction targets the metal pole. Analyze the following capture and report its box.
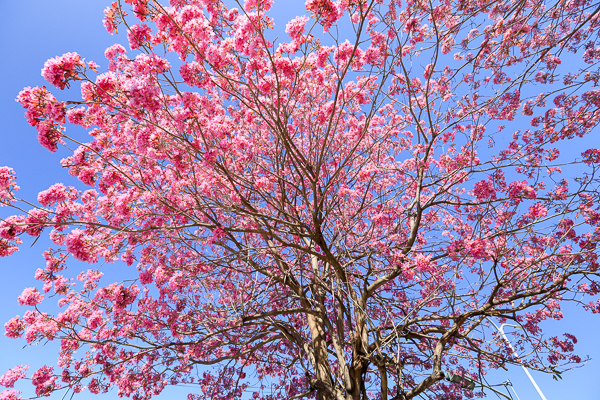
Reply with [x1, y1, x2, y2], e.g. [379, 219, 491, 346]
[487, 319, 548, 400]
[481, 383, 513, 400]
[504, 380, 521, 400]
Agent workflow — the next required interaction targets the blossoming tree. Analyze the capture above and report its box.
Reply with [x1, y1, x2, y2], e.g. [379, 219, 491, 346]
[1, 0, 600, 399]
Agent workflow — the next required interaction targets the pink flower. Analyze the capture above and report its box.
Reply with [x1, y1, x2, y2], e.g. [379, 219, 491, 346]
[66, 229, 97, 263]
[53, 276, 70, 294]
[0, 167, 19, 206]
[139, 269, 153, 285]
[133, 53, 171, 75]
[244, 0, 273, 11]
[77, 269, 103, 291]
[525, 203, 548, 219]
[473, 180, 496, 201]
[208, 227, 226, 244]
[121, 251, 135, 266]
[66, 108, 87, 127]
[4, 316, 24, 339]
[104, 284, 138, 310]
[31, 366, 57, 397]
[0, 240, 19, 258]
[124, 76, 161, 112]
[465, 239, 493, 260]
[404, 17, 421, 33]
[103, 2, 120, 34]
[16, 86, 64, 133]
[0, 365, 28, 388]
[36, 121, 62, 153]
[334, 40, 354, 64]
[104, 43, 126, 59]
[87, 311, 104, 330]
[306, 0, 339, 31]
[87, 60, 99, 71]
[104, 43, 127, 71]
[22, 209, 49, 237]
[180, 62, 203, 87]
[77, 169, 96, 187]
[273, 55, 295, 79]
[127, 24, 152, 50]
[423, 63, 434, 79]
[254, 177, 272, 191]
[507, 181, 536, 203]
[0, 220, 18, 240]
[41, 53, 85, 89]
[0, 390, 21, 400]
[582, 149, 600, 165]
[37, 183, 71, 207]
[17, 288, 43, 307]
[285, 16, 308, 40]
[94, 73, 118, 102]
[414, 253, 434, 272]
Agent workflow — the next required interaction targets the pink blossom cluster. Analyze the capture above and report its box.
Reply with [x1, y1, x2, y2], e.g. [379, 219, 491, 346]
[41, 52, 85, 89]
[523, 203, 549, 220]
[272, 55, 296, 79]
[414, 253, 434, 272]
[86, 311, 104, 330]
[0, 365, 28, 388]
[37, 183, 77, 207]
[472, 179, 496, 201]
[3, 316, 24, 339]
[507, 180, 536, 203]
[16, 86, 65, 152]
[50, 275, 71, 294]
[0, 167, 18, 206]
[285, 16, 308, 41]
[35, 121, 63, 153]
[17, 288, 43, 307]
[0, 236, 19, 257]
[65, 229, 97, 263]
[93, 73, 119, 103]
[31, 366, 57, 397]
[179, 62, 203, 87]
[306, 0, 339, 31]
[404, 17, 421, 33]
[133, 53, 171, 75]
[0, 217, 20, 241]
[16, 87, 63, 126]
[104, 43, 126, 60]
[244, 0, 273, 12]
[334, 40, 355, 65]
[232, 14, 261, 56]
[105, 284, 138, 311]
[123, 76, 162, 112]
[582, 148, 600, 165]
[77, 269, 103, 292]
[128, 0, 151, 20]
[66, 108, 88, 127]
[103, 2, 120, 34]
[104, 43, 127, 72]
[0, 390, 20, 400]
[127, 24, 152, 50]
[464, 239, 493, 260]
[21, 209, 49, 237]
[19, 311, 59, 344]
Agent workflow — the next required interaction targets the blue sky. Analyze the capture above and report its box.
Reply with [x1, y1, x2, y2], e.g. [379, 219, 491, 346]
[0, 1, 598, 399]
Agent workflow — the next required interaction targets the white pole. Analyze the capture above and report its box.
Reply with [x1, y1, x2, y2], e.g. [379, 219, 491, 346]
[504, 380, 522, 400]
[487, 319, 548, 400]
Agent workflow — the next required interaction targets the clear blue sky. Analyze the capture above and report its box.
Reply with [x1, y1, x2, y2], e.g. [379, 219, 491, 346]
[0, 1, 598, 399]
